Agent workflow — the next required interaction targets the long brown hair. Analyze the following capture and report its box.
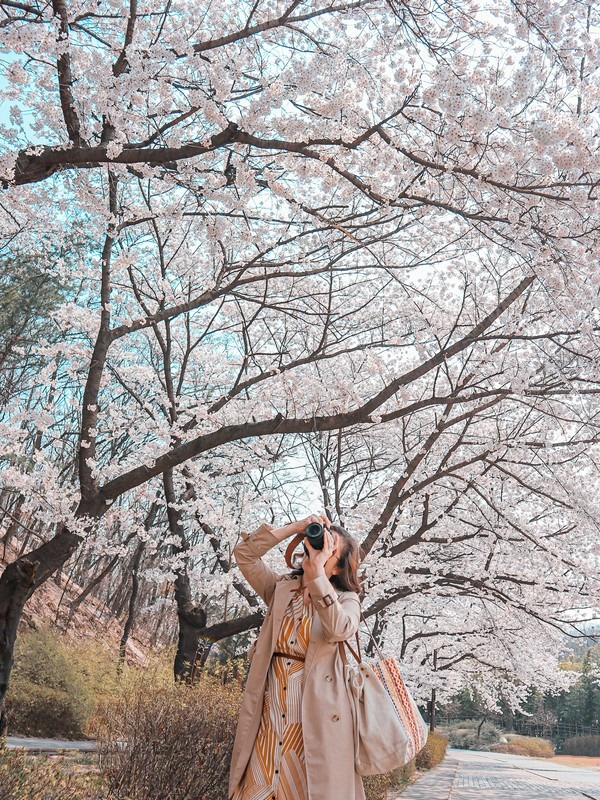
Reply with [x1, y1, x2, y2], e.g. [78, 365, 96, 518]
[329, 524, 363, 594]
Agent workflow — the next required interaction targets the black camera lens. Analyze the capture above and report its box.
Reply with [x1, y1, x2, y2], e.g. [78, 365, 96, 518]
[304, 522, 325, 550]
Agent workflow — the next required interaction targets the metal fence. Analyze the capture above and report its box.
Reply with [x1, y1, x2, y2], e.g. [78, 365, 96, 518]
[512, 719, 600, 742]
[435, 715, 600, 744]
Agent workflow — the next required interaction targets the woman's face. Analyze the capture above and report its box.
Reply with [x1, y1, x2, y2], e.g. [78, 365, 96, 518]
[299, 528, 343, 577]
[323, 536, 343, 578]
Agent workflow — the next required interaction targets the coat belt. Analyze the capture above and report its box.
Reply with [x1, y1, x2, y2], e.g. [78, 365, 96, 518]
[272, 651, 305, 662]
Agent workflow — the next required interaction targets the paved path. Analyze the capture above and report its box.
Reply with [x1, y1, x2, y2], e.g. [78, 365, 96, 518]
[398, 749, 600, 800]
[5, 736, 96, 753]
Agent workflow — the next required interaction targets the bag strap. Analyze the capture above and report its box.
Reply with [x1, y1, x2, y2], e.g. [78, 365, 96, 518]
[338, 613, 385, 665]
[284, 533, 304, 568]
[339, 632, 361, 665]
[360, 611, 386, 661]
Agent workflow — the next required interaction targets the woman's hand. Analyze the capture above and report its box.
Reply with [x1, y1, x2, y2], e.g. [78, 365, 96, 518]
[302, 526, 338, 582]
[296, 512, 331, 536]
[271, 512, 331, 543]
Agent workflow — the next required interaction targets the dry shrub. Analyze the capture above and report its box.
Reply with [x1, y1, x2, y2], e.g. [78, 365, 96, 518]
[363, 759, 417, 799]
[392, 759, 416, 785]
[561, 735, 600, 757]
[490, 743, 530, 756]
[363, 771, 393, 800]
[364, 732, 444, 798]
[7, 629, 94, 738]
[491, 734, 554, 758]
[0, 749, 104, 800]
[415, 730, 448, 770]
[96, 672, 242, 800]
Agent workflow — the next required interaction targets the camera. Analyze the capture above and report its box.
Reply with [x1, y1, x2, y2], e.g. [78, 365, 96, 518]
[304, 522, 326, 552]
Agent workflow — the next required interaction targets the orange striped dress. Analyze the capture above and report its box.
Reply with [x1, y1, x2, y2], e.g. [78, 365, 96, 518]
[233, 589, 313, 800]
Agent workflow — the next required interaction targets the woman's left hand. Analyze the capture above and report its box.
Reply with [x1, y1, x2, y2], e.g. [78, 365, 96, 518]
[302, 527, 338, 582]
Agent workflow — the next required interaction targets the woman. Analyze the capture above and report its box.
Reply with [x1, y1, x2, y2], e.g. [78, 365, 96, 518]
[229, 513, 364, 800]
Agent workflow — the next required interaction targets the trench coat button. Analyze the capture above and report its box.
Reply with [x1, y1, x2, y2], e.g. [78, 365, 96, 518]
[332, 714, 340, 722]
[326, 675, 332, 682]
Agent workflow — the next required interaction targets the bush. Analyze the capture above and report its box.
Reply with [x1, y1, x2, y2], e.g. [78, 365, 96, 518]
[416, 730, 448, 769]
[364, 772, 393, 800]
[7, 629, 94, 738]
[364, 761, 416, 800]
[392, 760, 417, 786]
[0, 749, 104, 800]
[490, 734, 554, 758]
[562, 736, 600, 756]
[445, 719, 502, 750]
[6, 682, 90, 739]
[95, 673, 243, 800]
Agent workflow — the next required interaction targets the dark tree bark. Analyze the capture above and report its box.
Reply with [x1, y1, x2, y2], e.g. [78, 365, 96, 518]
[1, 495, 24, 559]
[118, 539, 145, 671]
[0, 559, 37, 736]
[163, 468, 210, 681]
[173, 570, 210, 682]
[429, 649, 438, 732]
[0, 524, 82, 733]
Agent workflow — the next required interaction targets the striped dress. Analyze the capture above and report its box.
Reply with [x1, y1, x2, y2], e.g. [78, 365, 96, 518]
[233, 589, 314, 800]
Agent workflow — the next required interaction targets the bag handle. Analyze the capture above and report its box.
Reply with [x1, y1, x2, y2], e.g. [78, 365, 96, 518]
[360, 611, 386, 661]
[339, 612, 386, 665]
[339, 633, 361, 665]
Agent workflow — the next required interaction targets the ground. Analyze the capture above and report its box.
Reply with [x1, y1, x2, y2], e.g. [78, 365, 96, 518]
[394, 749, 600, 800]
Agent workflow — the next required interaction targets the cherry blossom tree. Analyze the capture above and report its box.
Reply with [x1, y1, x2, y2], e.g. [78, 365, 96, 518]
[1, 0, 600, 731]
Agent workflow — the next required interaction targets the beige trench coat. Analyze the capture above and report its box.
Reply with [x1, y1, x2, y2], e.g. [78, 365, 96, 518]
[229, 524, 365, 800]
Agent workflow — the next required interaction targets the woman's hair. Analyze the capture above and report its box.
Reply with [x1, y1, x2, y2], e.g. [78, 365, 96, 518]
[291, 523, 363, 594]
[329, 524, 363, 594]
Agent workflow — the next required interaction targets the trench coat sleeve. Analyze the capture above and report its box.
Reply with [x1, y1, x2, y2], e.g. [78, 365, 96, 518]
[233, 523, 281, 606]
[304, 573, 361, 642]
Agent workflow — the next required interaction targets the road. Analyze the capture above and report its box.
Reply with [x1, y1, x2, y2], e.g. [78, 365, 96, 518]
[5, 736, 96, 753]
[398, 749, 600, 800]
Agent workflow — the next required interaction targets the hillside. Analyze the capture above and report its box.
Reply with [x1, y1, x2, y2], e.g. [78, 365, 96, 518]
[1, 541, 153, 665]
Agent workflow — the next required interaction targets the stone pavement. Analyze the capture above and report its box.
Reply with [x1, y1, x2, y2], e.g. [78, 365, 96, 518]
[396, 749, 600, 800]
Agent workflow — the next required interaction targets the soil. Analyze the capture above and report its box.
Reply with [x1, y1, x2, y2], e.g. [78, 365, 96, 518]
[1, 539, 156, 665]
[550, 755, 600, 770]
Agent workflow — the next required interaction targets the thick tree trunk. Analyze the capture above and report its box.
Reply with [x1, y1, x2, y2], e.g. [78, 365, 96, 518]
[501, 699, 515, 732]
[173, 575, 210, 682]
[173, 575, 265, 682]
[0, 559, 36, 736]
[162, 468, 214, 682]
[0, 524, 82, 735]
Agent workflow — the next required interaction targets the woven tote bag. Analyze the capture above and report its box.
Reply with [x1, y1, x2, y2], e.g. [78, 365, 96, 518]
[341, 620, 428, 776]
